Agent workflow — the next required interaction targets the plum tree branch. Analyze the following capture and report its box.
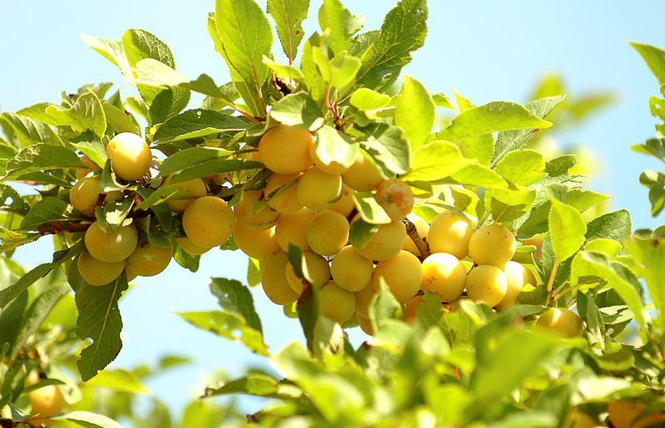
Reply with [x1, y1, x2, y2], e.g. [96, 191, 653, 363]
[403, 217, 430, 259]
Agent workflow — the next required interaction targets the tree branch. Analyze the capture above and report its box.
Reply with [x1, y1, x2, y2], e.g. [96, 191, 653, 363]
[403, 217, 430, 259]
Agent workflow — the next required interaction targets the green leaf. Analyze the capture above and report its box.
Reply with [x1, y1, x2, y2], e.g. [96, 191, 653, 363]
[0, 289, 27, 356]
[491, 185, 537, 222]
[206, 373, 282, 398]
[349, 88, 391, 111]
[17, 91, 107, 138]
[441, 101, 553, 141]
[158, 147, 260, 183]
[0, 113, 62, 147]
[394, 76, 435, 151]
[76, 273, 129, 381]
[495, 149, 546, 185]
[355, 0, 428, 91]
[103, 103, 141, 134]
[20, 197, 82, 231]
[84, 369, 151, 395]
[132, 58, 189, 87]
[149, 88, 191, 125]
[369, 283, 402, 327]
[352, 191, 391, 224]
[313, 49, 362, 88]
[318, 0, 364, 54]
[55, 411, 123, 428]
[626, 236, 665, 330]
[210, 278, 263, 332]
[492, 96, 564, 167]
[471, 330, 558, 403]
[403, 140, 471, 182]
[207, 14, 264, 116]
[458, 134, 494, 166]
[81, 34, 130, 76]
[178, 310, 269, 355]
[548, 198, 587, 262]
[8, 282, 69, 359]
[158, 147, 232, 176]
[632, 42, 665, 88]
[270, 92, 325, 130]
[360, 123, 410, 175]
[3, 144, 83, 181]
[571, 251, 647, 336]
[215, 0, 273, 105]
[313, 125, 358, 171]
[0, 245, 79, 309]
[545, 154, 577, 176]
[451, 163, 507, 188]
[349, 218, 379, 249]
[262, 56, 305, 81]
[267, 0, 310, 62]
[122, 29, 175, 68]
[585, 210, 632, 242]
[153, 109, 250, 143]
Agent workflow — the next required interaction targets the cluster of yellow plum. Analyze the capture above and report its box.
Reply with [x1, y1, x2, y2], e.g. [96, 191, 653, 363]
[71, 132, 174, 286]
[239, 125, 586, 338]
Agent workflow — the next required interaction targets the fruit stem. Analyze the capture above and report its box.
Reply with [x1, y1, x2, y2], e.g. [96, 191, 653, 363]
[403, 217, 430, 259]
[546, 262, 560, 305]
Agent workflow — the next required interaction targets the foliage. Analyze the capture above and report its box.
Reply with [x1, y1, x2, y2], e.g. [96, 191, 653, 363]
[1, 0, 664, 427]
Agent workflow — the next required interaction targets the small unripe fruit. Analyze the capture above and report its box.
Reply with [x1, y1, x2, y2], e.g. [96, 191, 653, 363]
[468, 224, 516, 267]
[233, 223, 281, 259]
[163, 177, 207, 213]
[106, 132, 152, 181]
[342, 152, 384, 191]
[330, 184, 355, 217]
[261, 252, 299, 305]
[77, 251, 125, 286]
[70, 175, 103, 217]
[319, 281, 356, 324]
[331, 245, 373, 292]
[355, 281, 378, 319]
[234, 190, 280, 231]
[306, 210, 349, 256]
[296, 167, 342, 211]
[182, 196, 235, 248]
[27, 384, 65, 426]
[285, 251, 331, 294]
[354, 219, 407, 261]
[265, 173, 303, 213]
[258, 125, 314, 174]
[465, 265, 508, 307]
[84, 221, 138, 263]
[375, 179, 414, 221]
[275, 208, 316, 251]
[309, 140, 351, 175]
[356, 313, 374, 335]
[495, 261, 537, 310]
[403, 214, 430, 257]
[125, 243, 173, 278]
[176, 237, 210, 256]
[536, 308, 584, 338]
[427, 211, 474, 260]
[421, 253, 467, 302]
[372, 250, 423, 303]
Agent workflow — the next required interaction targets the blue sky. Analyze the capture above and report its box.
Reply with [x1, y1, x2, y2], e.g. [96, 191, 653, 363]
[3, 0, 665, 415]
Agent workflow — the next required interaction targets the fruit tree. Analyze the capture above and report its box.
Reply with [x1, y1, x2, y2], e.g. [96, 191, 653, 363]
[1, 0, 665, 427]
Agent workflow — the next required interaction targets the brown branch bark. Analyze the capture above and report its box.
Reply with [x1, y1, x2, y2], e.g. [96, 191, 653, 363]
[403, 217, 430, 259]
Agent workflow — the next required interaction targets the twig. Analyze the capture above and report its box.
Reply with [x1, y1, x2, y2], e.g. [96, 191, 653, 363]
[37, 221, 89, 236]
[403, 217, 430, 259]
